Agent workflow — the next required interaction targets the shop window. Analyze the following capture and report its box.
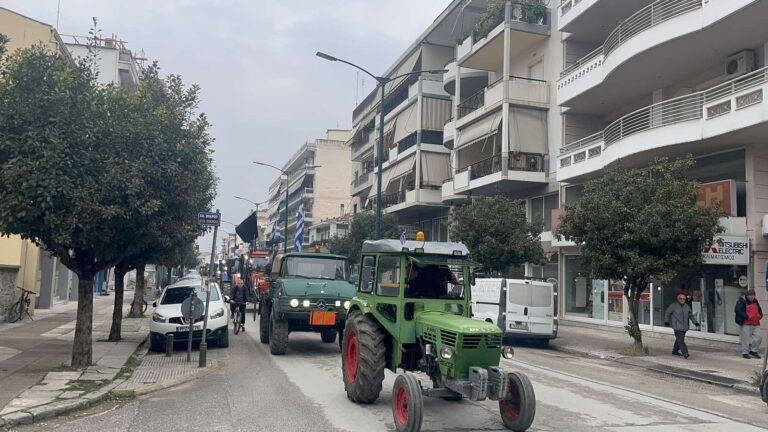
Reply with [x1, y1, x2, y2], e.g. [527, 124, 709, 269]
[565, 256, 604, 320]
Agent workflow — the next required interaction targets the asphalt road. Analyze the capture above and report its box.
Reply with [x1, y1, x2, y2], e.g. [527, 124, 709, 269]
[12, 310, 768, 432]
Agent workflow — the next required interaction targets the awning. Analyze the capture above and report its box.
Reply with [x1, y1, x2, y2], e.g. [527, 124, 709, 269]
[420, 152, 451, 187]
[387, 47, 422, 96]
[509, 108, 548, 154]
[393, 103, 418, 145]
[455, 113, 502, 150]
[236, 212, 259, 243]
[382, 154, 416, 192]
[421, 97, 451, 131]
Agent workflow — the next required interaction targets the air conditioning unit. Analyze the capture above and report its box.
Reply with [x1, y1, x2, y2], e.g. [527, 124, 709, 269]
[725, 50, 756, 78]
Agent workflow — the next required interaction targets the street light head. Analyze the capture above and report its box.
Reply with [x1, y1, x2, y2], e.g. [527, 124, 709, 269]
[316, 51, 338, 62]
[428, 69, 449, 75]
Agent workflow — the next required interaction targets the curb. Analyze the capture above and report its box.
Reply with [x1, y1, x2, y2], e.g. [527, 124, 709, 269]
[551, 344, 760, 395]
[0, 379, 125, 428]
[110, 359, 220, 399]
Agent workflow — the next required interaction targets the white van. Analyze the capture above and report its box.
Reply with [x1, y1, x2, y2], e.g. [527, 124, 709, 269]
[471, 278, 557, 346]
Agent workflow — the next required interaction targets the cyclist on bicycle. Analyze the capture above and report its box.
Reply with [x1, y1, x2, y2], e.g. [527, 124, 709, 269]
[229, 276, 250, 327]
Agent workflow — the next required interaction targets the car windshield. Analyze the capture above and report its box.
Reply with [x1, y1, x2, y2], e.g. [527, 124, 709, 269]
[284, 256, 349, 280]
[161, 286, 220, 305]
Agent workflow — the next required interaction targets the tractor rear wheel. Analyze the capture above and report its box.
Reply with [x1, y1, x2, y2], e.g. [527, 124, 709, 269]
[499, 371, 536, 431]
[259, 301, 270, 344]
[321, 329, 337, 343]
[392, 373, 423, 432]
[342, 311, 386, 404]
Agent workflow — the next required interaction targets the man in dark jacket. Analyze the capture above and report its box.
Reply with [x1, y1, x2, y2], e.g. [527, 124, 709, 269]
[664, 292, 700, 359]
[735, 289, 763, 359]
[229, 277, 251, 328]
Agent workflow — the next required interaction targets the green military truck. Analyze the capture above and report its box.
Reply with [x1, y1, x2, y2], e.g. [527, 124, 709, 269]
[341, 235, 536, 432]
[259, 250, 356, 355]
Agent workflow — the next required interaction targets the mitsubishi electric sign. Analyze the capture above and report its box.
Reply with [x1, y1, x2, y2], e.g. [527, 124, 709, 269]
[702, 236, 749, 265]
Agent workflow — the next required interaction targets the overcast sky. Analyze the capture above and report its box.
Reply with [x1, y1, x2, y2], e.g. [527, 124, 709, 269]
[1, 0, 449, 249]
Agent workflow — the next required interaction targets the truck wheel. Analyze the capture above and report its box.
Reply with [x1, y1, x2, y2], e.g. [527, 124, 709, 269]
[499, 371, 536, 431]
[269, 316, 289, 355]
[342, 311, 386, 404]
[321, 329, 337, 343]
[392, 373, 423, 432]
[259, 302, 270, 344]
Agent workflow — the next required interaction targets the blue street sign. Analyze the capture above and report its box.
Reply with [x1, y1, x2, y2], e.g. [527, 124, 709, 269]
[198, 211, 221, 227]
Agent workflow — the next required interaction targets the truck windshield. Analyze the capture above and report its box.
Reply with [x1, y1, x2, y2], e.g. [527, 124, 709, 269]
[249, 257, 269, 272]
[284, 256, 349, 280]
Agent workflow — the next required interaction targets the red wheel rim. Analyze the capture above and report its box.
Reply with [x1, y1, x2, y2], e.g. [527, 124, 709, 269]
[395, 385, 408, 425]
[344, 332, 359, 381]
[501, 378, 520, 421]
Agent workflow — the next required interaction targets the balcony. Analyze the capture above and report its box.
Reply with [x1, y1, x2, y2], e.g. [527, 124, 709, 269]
[451, 151, 547, 196]
[457, 76, 549, 124]
[443, 60, 489, 97]
[381, 186, 447, 217]
[457, 4, 550, 73]
[557, 0, 768, 112]
[558, 0, 652, 41]
[443, 118, 455, 149]
[558, 66, 768, 182]
[351, 171, 373, 196]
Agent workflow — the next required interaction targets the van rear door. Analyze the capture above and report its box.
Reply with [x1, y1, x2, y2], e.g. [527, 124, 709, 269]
[470, 278, 503, 326]
[505, 280, 554, 337]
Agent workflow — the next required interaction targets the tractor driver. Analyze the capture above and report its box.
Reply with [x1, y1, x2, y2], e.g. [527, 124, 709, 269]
[407, 263, 459, 298]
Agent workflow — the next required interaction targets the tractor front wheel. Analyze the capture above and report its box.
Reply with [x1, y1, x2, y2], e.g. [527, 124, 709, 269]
[342, 311, 386, 404]
[499, 371, 536, 431]
[269, 315, 289, 355]
[392, 373, 423, 432]
[259, 301, 270, 344]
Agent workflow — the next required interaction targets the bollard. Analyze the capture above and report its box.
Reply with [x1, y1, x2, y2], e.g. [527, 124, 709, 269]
[166, 334, 174, 357]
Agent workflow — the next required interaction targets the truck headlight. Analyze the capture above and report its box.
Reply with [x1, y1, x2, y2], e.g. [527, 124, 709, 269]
[343, 301, 351, 310]
[302, 299, 311, 308]
[152, 313, 166, 323]
[335, 300, 342, 307]
[290, 299, 299, 308]
[440, 347, 454, 360]
[501, 346, 515, 359]
[210, 307, 225, 319]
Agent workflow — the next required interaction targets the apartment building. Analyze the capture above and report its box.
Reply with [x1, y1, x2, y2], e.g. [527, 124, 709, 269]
[0, 8, 74, 317]
[555, 0, 768, 342]
[63, 34, 142, 93]
[266, 130, 352, 251]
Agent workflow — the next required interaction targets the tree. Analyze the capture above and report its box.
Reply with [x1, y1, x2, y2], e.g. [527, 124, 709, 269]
[327, 212, 400, 264]
[450, 195, 544, 274]
[557, 157, 722, 352]
[0, 43, 140, 367]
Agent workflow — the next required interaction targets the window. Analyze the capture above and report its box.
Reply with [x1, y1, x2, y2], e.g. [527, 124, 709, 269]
[529, 194, 558, 231]
[359, 256, 375, 292]
[377, 255, 401, 297]
[284, 256, 349, 280]
[162, 286, 220, 304]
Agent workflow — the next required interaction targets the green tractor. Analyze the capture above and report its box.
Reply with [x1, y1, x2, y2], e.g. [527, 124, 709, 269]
[260, 250, 356, 355]
[341, 236, 536, 432]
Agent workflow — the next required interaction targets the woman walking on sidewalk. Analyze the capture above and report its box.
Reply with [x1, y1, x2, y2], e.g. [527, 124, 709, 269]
[664, 293, 700, 359]
[735, 289, 763, 359]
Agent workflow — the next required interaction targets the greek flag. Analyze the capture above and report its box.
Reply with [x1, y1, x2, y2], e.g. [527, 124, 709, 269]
[294, 201, 304, 252]
[399, 231, 407, 245]
[271, 220, 282, 242]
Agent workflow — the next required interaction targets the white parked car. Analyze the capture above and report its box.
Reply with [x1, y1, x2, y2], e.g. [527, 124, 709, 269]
[149, 280, 229, 352]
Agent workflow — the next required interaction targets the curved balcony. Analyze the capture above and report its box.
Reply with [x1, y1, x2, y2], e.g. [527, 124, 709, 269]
[557, 0, 768, 112]
[558, 66, 768, 182]
[558, 0, 652, 41]
[443, 60, 489, 97]
[443, 118, 455, 150]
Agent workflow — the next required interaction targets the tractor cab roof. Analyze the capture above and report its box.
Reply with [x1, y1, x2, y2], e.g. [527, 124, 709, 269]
[361, 240, 469, 257]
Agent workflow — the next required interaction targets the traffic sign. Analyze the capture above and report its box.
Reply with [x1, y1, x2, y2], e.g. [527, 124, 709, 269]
[198, 211, 221, 227]
[181, 295, 205, 321]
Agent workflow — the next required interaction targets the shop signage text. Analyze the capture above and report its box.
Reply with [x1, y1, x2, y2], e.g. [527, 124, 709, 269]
[697, 180, 736, 216]
[702, 235, 749, 265]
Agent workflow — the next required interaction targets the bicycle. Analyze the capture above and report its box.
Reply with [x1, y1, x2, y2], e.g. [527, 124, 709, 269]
[129, 299, 148, 316]
[7, 287, 34, 323]
[232, 302, 245, 335]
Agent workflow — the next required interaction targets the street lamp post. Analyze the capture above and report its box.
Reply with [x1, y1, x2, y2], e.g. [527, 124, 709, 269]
[316, 51, 447, 239]
[253, 162, 321, 254]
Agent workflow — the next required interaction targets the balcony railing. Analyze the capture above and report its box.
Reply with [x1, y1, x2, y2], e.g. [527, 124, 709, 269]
[508, 152, 545, 172]
[469, 155, 503, 180]
[381, 190, 407, 208]
[458, 88, 485, 118]
[352, 172, 371, 187]
[560, 0, 702, 78]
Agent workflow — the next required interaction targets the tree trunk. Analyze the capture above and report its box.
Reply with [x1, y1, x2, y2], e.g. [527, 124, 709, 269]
[108, 265, 127, 341]
[129, 262, 146, 318]
[624, 282, 645, 353]
[72, 275, 94, 369]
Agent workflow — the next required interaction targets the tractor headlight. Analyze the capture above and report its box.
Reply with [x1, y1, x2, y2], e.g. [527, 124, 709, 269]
[152, 313, 166, 323]
[440, 347, 454, 360]
[302, 299, 311, 308]
[501, 346, 515, 359]
[343, 301, 351, 310]
[210, 307, 225, 319]
[335, 300, 342, 307]
[289, 299, 299, 308]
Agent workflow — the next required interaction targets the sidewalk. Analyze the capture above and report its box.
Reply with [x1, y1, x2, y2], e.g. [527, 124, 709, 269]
[552, 323, 764, 393]
[0, 296, 148, 425]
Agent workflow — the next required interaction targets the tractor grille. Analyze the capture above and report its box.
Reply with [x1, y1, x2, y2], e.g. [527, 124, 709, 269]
[423, 328, 438, 344]
[461, 334, 503, 349]
[440, 330, 458, 348]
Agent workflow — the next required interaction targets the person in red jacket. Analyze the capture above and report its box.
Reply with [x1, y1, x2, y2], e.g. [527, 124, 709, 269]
[735, 289, 763, 359]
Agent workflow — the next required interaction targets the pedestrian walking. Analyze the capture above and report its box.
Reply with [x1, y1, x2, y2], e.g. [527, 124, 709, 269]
[664, 292, 700, 359]
[735, 289, 763, 359]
